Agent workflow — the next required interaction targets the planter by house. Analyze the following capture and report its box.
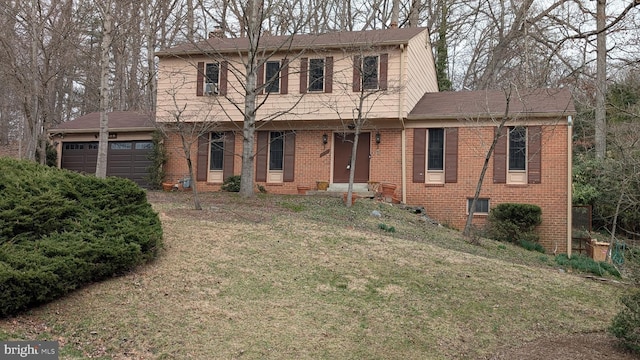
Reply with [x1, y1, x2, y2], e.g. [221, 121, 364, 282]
[342, 192, 358, 205]
[381, 183, 396, 195]
[367, 181, 381, 192]
[297, 185, 311, 195]
[162, 182, 174, 191]
[588, 239, 610, 262]
[316, 181, 329, 191]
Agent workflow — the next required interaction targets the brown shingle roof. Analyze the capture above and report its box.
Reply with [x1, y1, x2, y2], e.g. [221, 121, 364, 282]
[50, 111, 155, 132]
[157, 27, 427, 57]
[408, 88, 576, 120]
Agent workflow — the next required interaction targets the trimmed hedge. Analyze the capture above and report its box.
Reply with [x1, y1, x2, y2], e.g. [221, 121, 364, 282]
[0, 158, 162, 317]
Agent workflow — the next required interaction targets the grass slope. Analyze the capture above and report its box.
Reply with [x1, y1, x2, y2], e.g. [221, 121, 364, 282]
[0, 192, 628, 359]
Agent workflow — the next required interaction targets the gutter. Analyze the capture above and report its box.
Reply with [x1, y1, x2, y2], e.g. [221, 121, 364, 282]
[48, 127, 155, 134]
[406, 112, 571, 121]
[399, 43, 407, 204]
[567, 115, 573, 257]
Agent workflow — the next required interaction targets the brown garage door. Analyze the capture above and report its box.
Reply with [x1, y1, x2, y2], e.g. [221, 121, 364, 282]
[61, 142, 98, 174]
[61, 141, 153, 187]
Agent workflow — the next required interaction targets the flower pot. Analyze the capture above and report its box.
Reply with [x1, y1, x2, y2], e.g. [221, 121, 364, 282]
[162, 182, 174, 192]
[381, 183, 397, 197]
[297, 185, 311, 195]
[316, 181, 329, 191]
[367, 181, 381, 193]
[342, 192, 357, 205]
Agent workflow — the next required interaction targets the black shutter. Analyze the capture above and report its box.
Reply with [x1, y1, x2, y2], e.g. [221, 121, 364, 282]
[222, 131, 235, 180]
[196, 62, 204, 96]
[444, 128, 458, 183]
[283, 131, 295, 182]
[528, 126, 542, 184]
[196, 134, 208, 181]
[413, 129, 426, 183]
[256, 131, 268, 182]
[493, 127, 507, 184]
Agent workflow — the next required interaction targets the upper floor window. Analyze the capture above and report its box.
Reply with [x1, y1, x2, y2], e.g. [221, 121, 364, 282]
[265, 61, 281, 93]
[362, 56, 379, 90]
[308, 58, 325, 92]
[205, 62, 220, 95]
[353, 54, 387, 92]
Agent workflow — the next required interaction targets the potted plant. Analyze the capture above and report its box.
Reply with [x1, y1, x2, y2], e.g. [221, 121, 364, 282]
[316, 181, 329, 191]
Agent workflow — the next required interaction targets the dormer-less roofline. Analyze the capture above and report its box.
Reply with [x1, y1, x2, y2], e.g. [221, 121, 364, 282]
[156, 27, 428, 57]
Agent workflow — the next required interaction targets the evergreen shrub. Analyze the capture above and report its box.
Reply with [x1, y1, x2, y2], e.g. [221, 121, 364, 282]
[486, 203, 542, 244]
[221, 175, 241, 192]
[610, 291, 640, 353]
[0, 158, 162, 317]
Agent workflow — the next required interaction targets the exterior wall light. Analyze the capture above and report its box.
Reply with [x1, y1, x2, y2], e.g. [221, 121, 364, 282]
[322, 133, 328, 145]
[375, 132, 381, 144]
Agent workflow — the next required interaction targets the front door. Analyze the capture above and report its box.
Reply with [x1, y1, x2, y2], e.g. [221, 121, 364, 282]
[333, 132, 370, 183]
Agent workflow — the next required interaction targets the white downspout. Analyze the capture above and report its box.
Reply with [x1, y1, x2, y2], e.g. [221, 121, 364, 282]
[399, 43, 407, 204]
[567, 116, 573, 257]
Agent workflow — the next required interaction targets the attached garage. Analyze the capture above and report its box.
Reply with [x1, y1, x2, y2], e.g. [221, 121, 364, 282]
[50, 112, 156, 187]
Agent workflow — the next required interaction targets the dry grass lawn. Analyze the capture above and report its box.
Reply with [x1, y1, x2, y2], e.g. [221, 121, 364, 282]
[0, 191, 631, 359]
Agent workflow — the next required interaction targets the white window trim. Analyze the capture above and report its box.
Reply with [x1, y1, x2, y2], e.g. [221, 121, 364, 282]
[507, 127, 528, 185]
[425, 128, 445, 184]
[267, 132, 284, 183]
[204, 62, 220, 96]
[467, 198, 490, 215]
[264, 60, 281, 94]
[308, 58, 325, 92]
[362, 55, 380, 91]
[207, 133, 224, 183]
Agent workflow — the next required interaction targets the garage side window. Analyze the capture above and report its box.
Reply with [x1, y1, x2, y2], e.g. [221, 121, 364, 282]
[110, 142, 132, 150]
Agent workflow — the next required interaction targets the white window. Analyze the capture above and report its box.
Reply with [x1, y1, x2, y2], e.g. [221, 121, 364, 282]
[268, 132, 284, 183]
[208, 132, 224, 182]
[308, 58, 325, 92]
[204, 62, 219, 95]
[426, 128, 445, 184]
[467, 198, 490, 215]
[508, 126, 527, 184]
[265, 61, 281, 93]
[362, 55, 379, 90]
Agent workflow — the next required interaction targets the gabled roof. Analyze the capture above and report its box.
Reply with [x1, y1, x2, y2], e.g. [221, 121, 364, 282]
[49, 111, 155, 133]
[408, 88, 575, 120]
[157, 27, 428, 57]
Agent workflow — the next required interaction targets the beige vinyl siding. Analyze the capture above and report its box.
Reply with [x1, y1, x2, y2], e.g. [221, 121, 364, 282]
[404, 30, 438, 115]
[156, 47, 407, 124]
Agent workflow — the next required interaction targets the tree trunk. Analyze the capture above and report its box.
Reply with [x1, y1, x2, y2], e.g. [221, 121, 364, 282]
[96, 2, 113, 179]
[346, 126, 360, 208]
[463, 91, 512, 240]
[239, 0, 261, 198]
[595, 0, 607, 159]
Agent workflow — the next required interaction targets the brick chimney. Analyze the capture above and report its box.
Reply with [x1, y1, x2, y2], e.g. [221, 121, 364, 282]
[209, 26, 224, 39]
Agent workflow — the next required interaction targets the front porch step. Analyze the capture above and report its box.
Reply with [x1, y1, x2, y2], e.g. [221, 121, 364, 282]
[327, 183, 368, 192]
[306, 183, 375, 198]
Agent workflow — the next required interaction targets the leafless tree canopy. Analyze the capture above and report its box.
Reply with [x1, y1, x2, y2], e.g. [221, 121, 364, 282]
[1, 0, 638, 159]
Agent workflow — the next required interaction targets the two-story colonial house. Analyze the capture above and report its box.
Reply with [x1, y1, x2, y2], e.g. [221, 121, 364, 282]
[156, 27, 575, 254]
